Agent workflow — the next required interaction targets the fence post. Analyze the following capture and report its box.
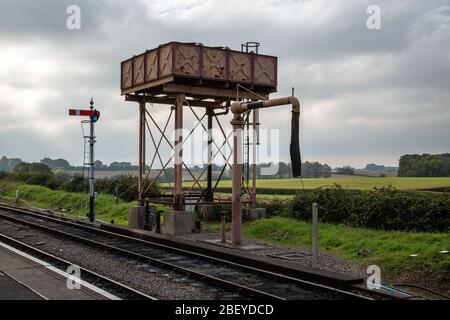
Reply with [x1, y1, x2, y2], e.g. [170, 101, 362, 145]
[15, 189, 20, 205]
[312, 203, 319, 258]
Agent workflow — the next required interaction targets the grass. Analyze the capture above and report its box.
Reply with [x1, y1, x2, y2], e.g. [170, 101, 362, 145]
[165, 176, 450, 191]
[238, 217, 449, 275]
[0, 181, 167, 225]
[203, 217, 449, 275]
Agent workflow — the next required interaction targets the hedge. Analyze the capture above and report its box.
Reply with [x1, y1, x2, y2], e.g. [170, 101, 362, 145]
[1, 172, 159, 203]
[292, 185, 450, 233]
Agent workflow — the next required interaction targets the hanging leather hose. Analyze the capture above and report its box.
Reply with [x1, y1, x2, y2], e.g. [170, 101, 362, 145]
[290, 108, 301, 177]
[231, 96, 301, 177]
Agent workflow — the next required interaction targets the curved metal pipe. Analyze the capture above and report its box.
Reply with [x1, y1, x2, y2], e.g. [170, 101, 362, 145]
[231, 96, 300, 115]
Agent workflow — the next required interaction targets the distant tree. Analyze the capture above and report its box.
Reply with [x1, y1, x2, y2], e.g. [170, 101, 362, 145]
[13, 162, 52, 174]
[278, 162, 291, 178]
[336, 165, 355, 175]
[364, 163, 398, 173]
[398, 154, 450, 177]
[94, 160, 106, 169]
[109, 161, 135, 170]
[40, 157, 71, 169]
[323, 164, 332, 178]
[0, 156, 23, 172]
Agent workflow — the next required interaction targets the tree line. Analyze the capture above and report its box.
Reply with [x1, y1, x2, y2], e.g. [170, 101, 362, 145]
[1, 156, 335, 178]
[0, 156, 141, 172]
[398, 154, 450, 177]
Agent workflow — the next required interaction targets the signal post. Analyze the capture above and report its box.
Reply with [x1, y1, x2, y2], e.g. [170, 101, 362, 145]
[68, 98, 101, 222]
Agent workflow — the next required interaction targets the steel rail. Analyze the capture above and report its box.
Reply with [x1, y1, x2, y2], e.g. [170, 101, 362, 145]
[0, 204, 372, 300]
[0, 233, 156, 300]
[0, 209, 286, 300]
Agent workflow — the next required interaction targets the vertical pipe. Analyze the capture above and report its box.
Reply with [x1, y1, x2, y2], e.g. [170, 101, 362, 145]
[174, 94, 185, 211]
[251, 109, 258, 208]
[88, 116, 95, 222]
[312, 202, 319, 258]
[245, 113, 250, 183]
[231, 116, 244, 246]
[138, 101, 145, 206]
[142, 103, 146, 177]
[207, 109, 213, 201]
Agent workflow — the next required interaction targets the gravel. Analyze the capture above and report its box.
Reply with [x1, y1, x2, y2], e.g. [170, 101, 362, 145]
[179, 231, 366, 280]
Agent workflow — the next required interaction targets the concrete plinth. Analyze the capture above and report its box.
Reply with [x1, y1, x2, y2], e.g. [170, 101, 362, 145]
[128, 206, 147, 229]
[162, 211, 197, 235]
[248, 208, 267, 221]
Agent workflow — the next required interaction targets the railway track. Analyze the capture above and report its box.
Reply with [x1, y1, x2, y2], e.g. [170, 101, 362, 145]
[0, 232, 156, 300]
[0, 204, 373, 300]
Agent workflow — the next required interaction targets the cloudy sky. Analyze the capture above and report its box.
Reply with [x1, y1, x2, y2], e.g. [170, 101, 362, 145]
[0, 0, 449, 168]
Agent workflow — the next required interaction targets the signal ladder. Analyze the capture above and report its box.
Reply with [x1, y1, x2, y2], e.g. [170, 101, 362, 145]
[78, 120, 94, 213]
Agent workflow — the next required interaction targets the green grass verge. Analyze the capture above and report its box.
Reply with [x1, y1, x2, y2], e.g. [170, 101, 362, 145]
[0, 181, 167, 225]
[2, 180, 448, 278]
[240, 217, 449, 275]
[164, 177, 450, 191]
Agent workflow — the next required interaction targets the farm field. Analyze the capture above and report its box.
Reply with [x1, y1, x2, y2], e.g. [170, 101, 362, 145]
[170, 176, 450, 191]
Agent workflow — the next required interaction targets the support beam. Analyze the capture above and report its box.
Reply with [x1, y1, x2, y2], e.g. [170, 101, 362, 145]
[206, 109, 213, 202]
[126, 94, 225, 109]
[163, 83, 269, 101]
[174, 94, 185, 210]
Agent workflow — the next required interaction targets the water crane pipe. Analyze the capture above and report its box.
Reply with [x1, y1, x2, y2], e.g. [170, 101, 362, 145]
[230, 96, 301, 246]
[231, 96, 300, 114]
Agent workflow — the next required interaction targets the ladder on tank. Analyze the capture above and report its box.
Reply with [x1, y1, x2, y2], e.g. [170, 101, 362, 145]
[243, 112, 251, 184]
[242, 109, 260, 196]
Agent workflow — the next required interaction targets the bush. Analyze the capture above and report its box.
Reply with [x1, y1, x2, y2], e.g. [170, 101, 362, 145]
[257, 198, 291, 218]
[61, 174, 88, 192]
[95, 175, 160, 202]
[5, 169, 160, 203]
[0, 171, 9, 179]
[291, 185, 450, 233]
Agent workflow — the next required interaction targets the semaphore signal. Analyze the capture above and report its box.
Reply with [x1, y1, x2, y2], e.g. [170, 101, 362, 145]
[68, 97, 100, 222]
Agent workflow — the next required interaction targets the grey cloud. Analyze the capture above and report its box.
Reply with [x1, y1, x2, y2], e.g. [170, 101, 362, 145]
[0, 0, 449, 168]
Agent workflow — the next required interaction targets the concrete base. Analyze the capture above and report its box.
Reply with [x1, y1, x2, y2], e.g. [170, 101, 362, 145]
[248, 208, 267, 221]
[162, 211, 197, 235]
[128, 206, 147, 229]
